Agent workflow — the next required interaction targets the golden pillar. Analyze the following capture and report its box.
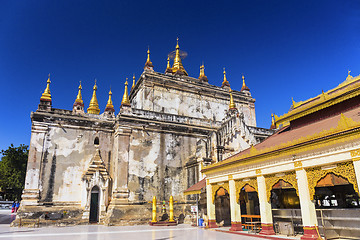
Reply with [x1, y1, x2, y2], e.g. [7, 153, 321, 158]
[169, 195, 175, 222]
[152, 196, 157, 223]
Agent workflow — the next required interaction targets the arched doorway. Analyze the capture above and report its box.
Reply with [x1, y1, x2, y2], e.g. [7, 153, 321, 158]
[215, 187, 231, 226]
[89, 186, 100, 223]
[239, 184, 260, 215]
[314, 173, 360, 208]
[271, 180, 300, 209]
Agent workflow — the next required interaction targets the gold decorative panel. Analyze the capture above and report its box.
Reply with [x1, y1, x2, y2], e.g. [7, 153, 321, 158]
[211, 182, 229, 203]
[294, 161, 303, 169]
[306, 161, 359, 200]
[235, 178, 258, 202]
[265, 171, 298, 202]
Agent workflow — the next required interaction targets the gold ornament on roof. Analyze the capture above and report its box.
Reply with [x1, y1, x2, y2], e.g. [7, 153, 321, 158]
[131, 74, 136, 92]
[40, 74, 52, 101]
[221, 68, 230, 87]
[241, 75, 250, 91]
[87, 79, 100, 115]
[229, 88, 236, 110]
[171, 38, 188, 76]
[198, 64, 208, 82]
[105, 87, 115, 112]
[144, 47, 154, 68]
[121, 79, 131, 106]
[75, 81, 83, 104]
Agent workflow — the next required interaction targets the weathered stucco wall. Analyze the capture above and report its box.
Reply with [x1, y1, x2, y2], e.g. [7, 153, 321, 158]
[131, 73, 257, 126]
[24, 121, 113, 205]
[127, 129, 206, 203]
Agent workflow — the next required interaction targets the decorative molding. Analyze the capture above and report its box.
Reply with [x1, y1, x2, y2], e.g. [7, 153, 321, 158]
[235, 178, 258, 202]
[256, 169, 262, 175]
[265, 171, 298, 202]
[306, 161, 359, 200]
[228, 175, 233, 180]
[203, 119, 360, 175]
[276, 79, 360, 127]
[211, 182, 229, 203]
[350, 148, 360, 161]
[294, 161, 303, 170]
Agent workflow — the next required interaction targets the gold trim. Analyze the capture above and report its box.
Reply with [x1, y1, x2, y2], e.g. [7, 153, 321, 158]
[294, 161, 303, 170]
[203, 117, 360, 175]
[212, 182, 229, 203]
[350, 148, 360, 158]
[306, 161, 359, 200]
[265, 171, 298, 202]
[256, 169, 262, 175]
[228, 175, 233, 180]
[183, 190, 201, 196]
[276, 77, 360, 128]
[235, 178, 258, 202]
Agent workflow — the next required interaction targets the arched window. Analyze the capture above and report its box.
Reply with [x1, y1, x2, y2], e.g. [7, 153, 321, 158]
[94, 137, 99, 146]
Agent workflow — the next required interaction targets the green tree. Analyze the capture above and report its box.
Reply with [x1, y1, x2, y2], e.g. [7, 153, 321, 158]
[0, 144, 28, 200]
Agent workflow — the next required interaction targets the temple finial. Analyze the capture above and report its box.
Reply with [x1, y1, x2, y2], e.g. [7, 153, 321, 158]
[198, 63, 208, 82]
[121, 78, 131, 106]
[270, 113, 276, 129]
[144, 47, 154, 70]
[228, 88, 236, 110]
[105, 87, 115, 113]
[241, 75, 250, 91]
[75, 81, 83, 104]
[221, 68, 230, 87]
[72, 80, 84, 114]
[165, 56, 172, 74]
[172, 38, 188, 76]
[40, 74, 52, 101]
[131, 74, 136, 91]
[87, 79, 100, 115]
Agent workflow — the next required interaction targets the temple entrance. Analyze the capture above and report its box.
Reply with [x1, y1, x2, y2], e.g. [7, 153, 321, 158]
[239, 184, 260, 215]
[271, 180, 300, 209]
[215, 187, 231, 226]
[314, 173, 360, 208]
[89, 186, 100, 223]
[270, 180, 302, 235]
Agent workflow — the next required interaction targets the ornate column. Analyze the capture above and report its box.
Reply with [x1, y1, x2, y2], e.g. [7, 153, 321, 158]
[351, 149, 360, 193]
[295, 162, 319, 240]
[257, 171, 275, 235]
[229, 177, 242, 231]
[206, 179, 217, 228]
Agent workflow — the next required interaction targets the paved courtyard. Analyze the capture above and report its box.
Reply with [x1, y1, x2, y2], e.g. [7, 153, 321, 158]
[0, 209, 297, 240]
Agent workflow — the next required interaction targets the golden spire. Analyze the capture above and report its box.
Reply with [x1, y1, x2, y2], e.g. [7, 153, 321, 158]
[198, 63, 208, 82]
[172, 38, 188, 76]
[241, 75, 250, 91]
[144, 47, 154, 68]
[105, 87, 115, 112]
[270, 113, 276, 129]
[229, 88, 236, 110]
[131, 74, 136, 91]
[87, 79, 100, 115]
[165, 56, 172, 73]
[75, 81, 83, 104]
[121, 78, 131, 106]
[40, 74, 52, 101]
[221, 68, 230, 87]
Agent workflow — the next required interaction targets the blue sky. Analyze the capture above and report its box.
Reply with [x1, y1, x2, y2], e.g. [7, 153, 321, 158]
[0, 0, 360, 151]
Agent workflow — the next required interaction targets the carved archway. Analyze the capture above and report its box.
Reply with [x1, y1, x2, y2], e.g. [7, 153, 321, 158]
[211, 182, 229, 203]
[306, 161, 359, 201]
[235, 178, 258, 202]
[265, 171, 298, 202]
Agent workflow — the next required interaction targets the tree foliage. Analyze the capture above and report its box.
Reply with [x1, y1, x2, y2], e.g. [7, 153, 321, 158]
[0, 144, 28, 200]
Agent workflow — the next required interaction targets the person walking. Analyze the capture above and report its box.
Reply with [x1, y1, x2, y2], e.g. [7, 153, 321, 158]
[15, 201, 20, 213]
[11, 201, 16, 213]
